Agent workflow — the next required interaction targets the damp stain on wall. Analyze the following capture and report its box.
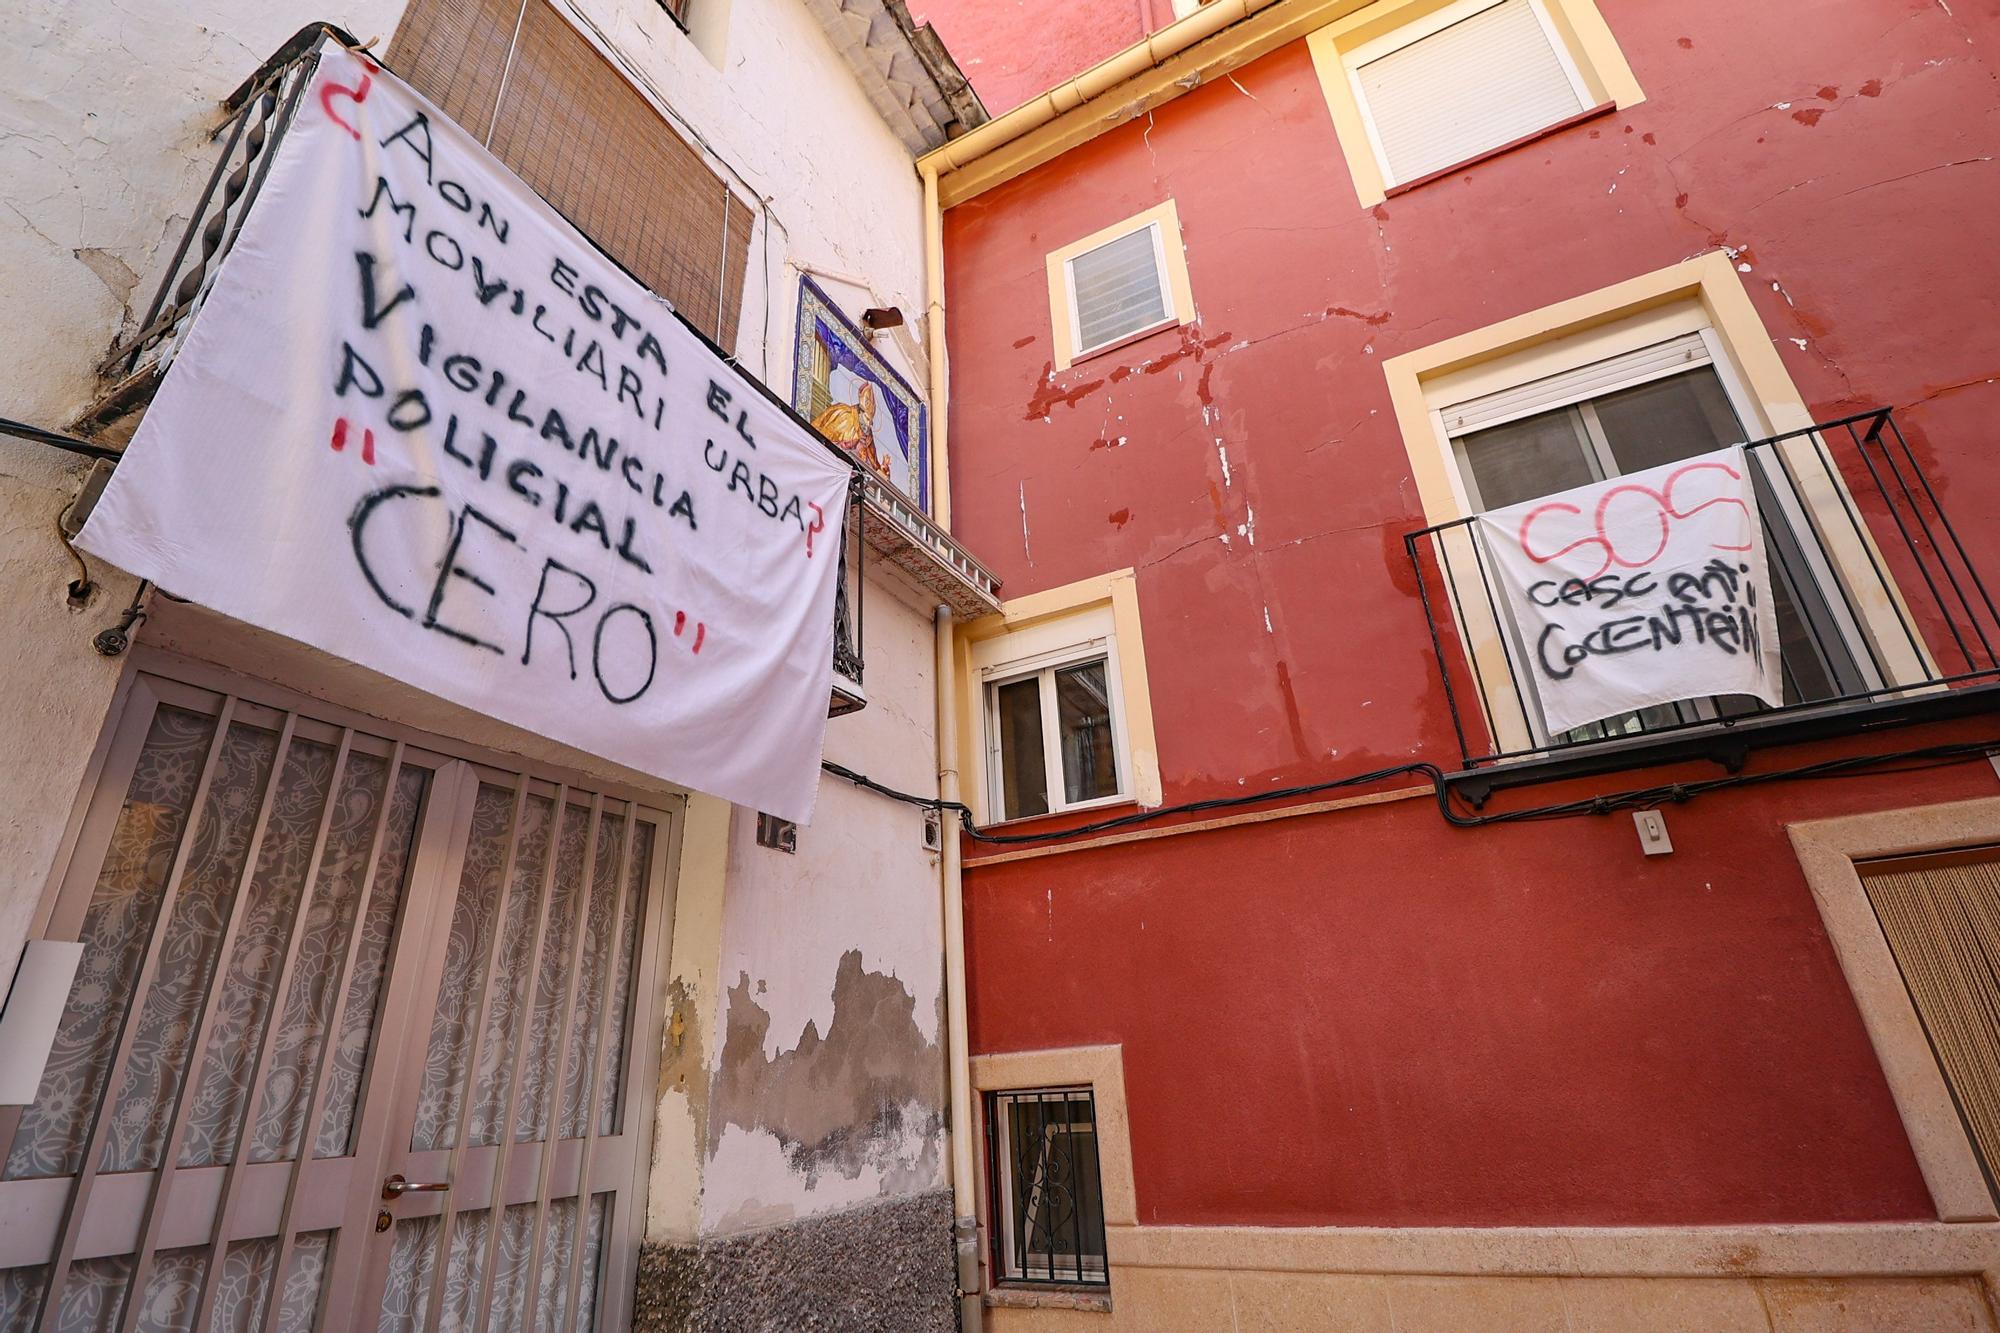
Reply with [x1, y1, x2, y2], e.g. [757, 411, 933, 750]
[708, 949, 946, 1188]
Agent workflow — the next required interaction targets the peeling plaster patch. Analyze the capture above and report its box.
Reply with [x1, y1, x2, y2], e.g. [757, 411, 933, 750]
[709, 951, 946, 1196]
[1791, 338, 1810, 350]
[1018, 482, 1032, 565]
[72, 247, 138, 308]
[1217, 444, 1232, 486]
[658, 978, 709, 1161]
[1237, 504, 1257, 546]
[1263, 605, 1274, 634]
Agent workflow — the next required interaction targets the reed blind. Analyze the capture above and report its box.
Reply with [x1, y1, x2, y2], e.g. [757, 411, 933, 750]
[389, 0, 753, 342]
[1862, 849, 2000, 1188]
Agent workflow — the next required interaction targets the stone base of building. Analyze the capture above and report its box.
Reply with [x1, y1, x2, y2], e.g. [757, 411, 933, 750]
[634, 1187, 956, 1331]
[980, 1223, 2000, 1331]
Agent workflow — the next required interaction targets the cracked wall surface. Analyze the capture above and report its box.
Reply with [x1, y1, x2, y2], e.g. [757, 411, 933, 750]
[937, 0, 2000, 1238]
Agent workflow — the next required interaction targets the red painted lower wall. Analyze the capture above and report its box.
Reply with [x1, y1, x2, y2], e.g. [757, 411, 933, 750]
[966, 724, 2000, 1226]
[940, 0, 2000, 1230]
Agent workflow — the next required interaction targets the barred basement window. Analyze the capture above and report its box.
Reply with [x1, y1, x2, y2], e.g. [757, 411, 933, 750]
[987, 1088, 1108, 1287]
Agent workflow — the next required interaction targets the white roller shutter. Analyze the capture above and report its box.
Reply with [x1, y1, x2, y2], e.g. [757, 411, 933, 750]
[1068, 224, 1170, 354]
[1441, 333, 1713, 436]
[1353, 0, 1586, 186]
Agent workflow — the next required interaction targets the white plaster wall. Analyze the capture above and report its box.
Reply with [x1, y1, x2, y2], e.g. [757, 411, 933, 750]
[699, 571, 947, 1238]
[0, 0, 410, 985]
[2, 0, 945, 1254]
[550, 0, 931, 388]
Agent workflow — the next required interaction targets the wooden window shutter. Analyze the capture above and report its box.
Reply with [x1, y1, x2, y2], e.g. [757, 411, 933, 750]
[389, 0, 754, 343]
[1354, 0, 1584, 185]
[1861, 849, 2000, 1188]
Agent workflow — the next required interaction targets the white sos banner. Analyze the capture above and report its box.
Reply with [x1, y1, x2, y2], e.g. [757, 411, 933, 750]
[79, 43, 853, 822]
[1475, 445, 1783, 736]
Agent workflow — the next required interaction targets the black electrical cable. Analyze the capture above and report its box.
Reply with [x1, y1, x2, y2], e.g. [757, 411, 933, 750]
[823, 735, 2000, 845]
[0, 417, 122, 463]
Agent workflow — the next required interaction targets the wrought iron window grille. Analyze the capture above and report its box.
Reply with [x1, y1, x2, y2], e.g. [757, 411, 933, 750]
[986, 1088, 1109, 1288]
[1404, 407, 2000, 776]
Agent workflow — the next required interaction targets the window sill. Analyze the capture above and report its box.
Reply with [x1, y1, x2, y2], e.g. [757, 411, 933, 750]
[984, 1286, 1113, 1313]
[1382, 101, 1617, 199]
[976, 796, 1140, 835]
[1067, 316, 1184, 371]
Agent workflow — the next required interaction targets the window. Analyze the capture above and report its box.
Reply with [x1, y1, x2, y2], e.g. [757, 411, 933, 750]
[986, 1088, 1108, 1287]
[1439, 329, 1870, 743]
[1045, 202, 1196, 370]
[961, 570, 1161, 823]
[1345, 0, 1588, 188]
[1067, 226, 1170, 359]
[1306, 0, 1641, 206]
[389, 0, 753, 341]
[986, 648, 1125, 821]
[1859, 848, 2000, 1196]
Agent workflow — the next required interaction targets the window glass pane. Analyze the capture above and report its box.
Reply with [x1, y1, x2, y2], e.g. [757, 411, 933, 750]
[1590, 367, 1744, 472]
[1458, 405, 1597, 509]
[990, 1090, 1108, 1286]
[1069, 227, 1168, 352]
[1355, 0, 1584, 183]
[1055, 660, 1118, 805]
[995, 678, 1049, 820]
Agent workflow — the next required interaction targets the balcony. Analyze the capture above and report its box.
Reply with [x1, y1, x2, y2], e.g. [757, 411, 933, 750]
[1404, 408, 2000, 803]
[72, 23, 1001, 720]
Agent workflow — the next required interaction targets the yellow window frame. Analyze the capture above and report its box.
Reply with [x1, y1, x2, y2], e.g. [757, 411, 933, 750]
[1305, 0, 1643, 207]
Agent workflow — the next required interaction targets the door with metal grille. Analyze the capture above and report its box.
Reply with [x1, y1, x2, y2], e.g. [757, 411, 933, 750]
[0, 668, 674, 1332]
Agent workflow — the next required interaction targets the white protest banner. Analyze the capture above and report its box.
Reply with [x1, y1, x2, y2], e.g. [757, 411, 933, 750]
[77, 43, 853, 821]
[1474, 445, 1783, 735]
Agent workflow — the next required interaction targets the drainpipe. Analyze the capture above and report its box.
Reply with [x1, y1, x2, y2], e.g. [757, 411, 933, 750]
[921, 161, 952, 531]
[936, 601, 981, 1330]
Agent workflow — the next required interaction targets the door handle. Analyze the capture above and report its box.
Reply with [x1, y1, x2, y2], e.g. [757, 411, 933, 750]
[382, 1173, 450, 1201]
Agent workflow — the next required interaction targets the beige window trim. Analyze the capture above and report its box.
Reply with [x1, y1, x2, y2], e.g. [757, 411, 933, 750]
[1045, 201, 1197, 372]
[1789, 798, 2000, 1224]
[1306, 0, 1642, 207]
[1380, 251, 1933, 758]
[956, 570, 1163, 824]
[969, 1044, 1138, 1303]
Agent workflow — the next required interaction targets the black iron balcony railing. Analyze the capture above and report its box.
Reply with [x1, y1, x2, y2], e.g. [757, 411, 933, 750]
[1405, 408, 2000, 786]
[78, 23, 1004, 720]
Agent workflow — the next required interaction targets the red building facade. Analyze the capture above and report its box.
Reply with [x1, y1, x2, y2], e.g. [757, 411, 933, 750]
[924, 0, 2000, 1324]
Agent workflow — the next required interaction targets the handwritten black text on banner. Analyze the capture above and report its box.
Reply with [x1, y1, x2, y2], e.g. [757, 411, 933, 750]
[78, 44, 852, 821]
[1474, 445, 1783, 736]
